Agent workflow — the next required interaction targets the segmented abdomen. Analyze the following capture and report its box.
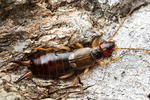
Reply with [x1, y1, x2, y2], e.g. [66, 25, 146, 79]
[30, 52, 75, 78]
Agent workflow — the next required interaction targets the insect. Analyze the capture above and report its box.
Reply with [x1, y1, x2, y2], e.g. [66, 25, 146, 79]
[11, 40, 118, 85]
[11, 2, 150, 86]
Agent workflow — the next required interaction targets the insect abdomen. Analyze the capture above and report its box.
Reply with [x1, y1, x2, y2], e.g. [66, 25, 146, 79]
[30, 52, 74, 78]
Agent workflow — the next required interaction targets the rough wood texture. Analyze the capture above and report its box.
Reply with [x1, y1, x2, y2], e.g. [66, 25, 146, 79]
[0, 0, 150, 99]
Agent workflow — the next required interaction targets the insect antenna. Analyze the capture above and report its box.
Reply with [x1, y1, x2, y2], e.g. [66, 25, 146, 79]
[114, 48, 150, 52]
[111, 2, 150, 52]
[109, 2, 138, 42]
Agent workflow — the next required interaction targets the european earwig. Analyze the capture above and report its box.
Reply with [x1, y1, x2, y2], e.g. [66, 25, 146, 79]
[11, 41, 116, 85]
[11, 2, 150, 85]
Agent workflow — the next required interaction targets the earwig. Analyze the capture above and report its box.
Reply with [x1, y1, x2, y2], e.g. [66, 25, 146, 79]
[11, 42, 116, 84]
[11, 2, 150, 85]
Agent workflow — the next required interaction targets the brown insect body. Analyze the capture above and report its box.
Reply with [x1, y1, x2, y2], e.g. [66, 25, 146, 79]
[11, 41, 115, 83]
[30, 52, 74, 78]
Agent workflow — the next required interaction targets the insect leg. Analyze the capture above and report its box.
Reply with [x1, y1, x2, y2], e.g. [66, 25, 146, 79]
[97, 57, 121, 65]
[73, 67, 89, 86]
[75, 43, 84, 48]
[33, 46, 71, 51]
[71, 43, 84, 48]
[33, 47, 56, 51]
[59, 71, 75, 79]
[57, 46, 71, 51]
[91, 38, 99, 48]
